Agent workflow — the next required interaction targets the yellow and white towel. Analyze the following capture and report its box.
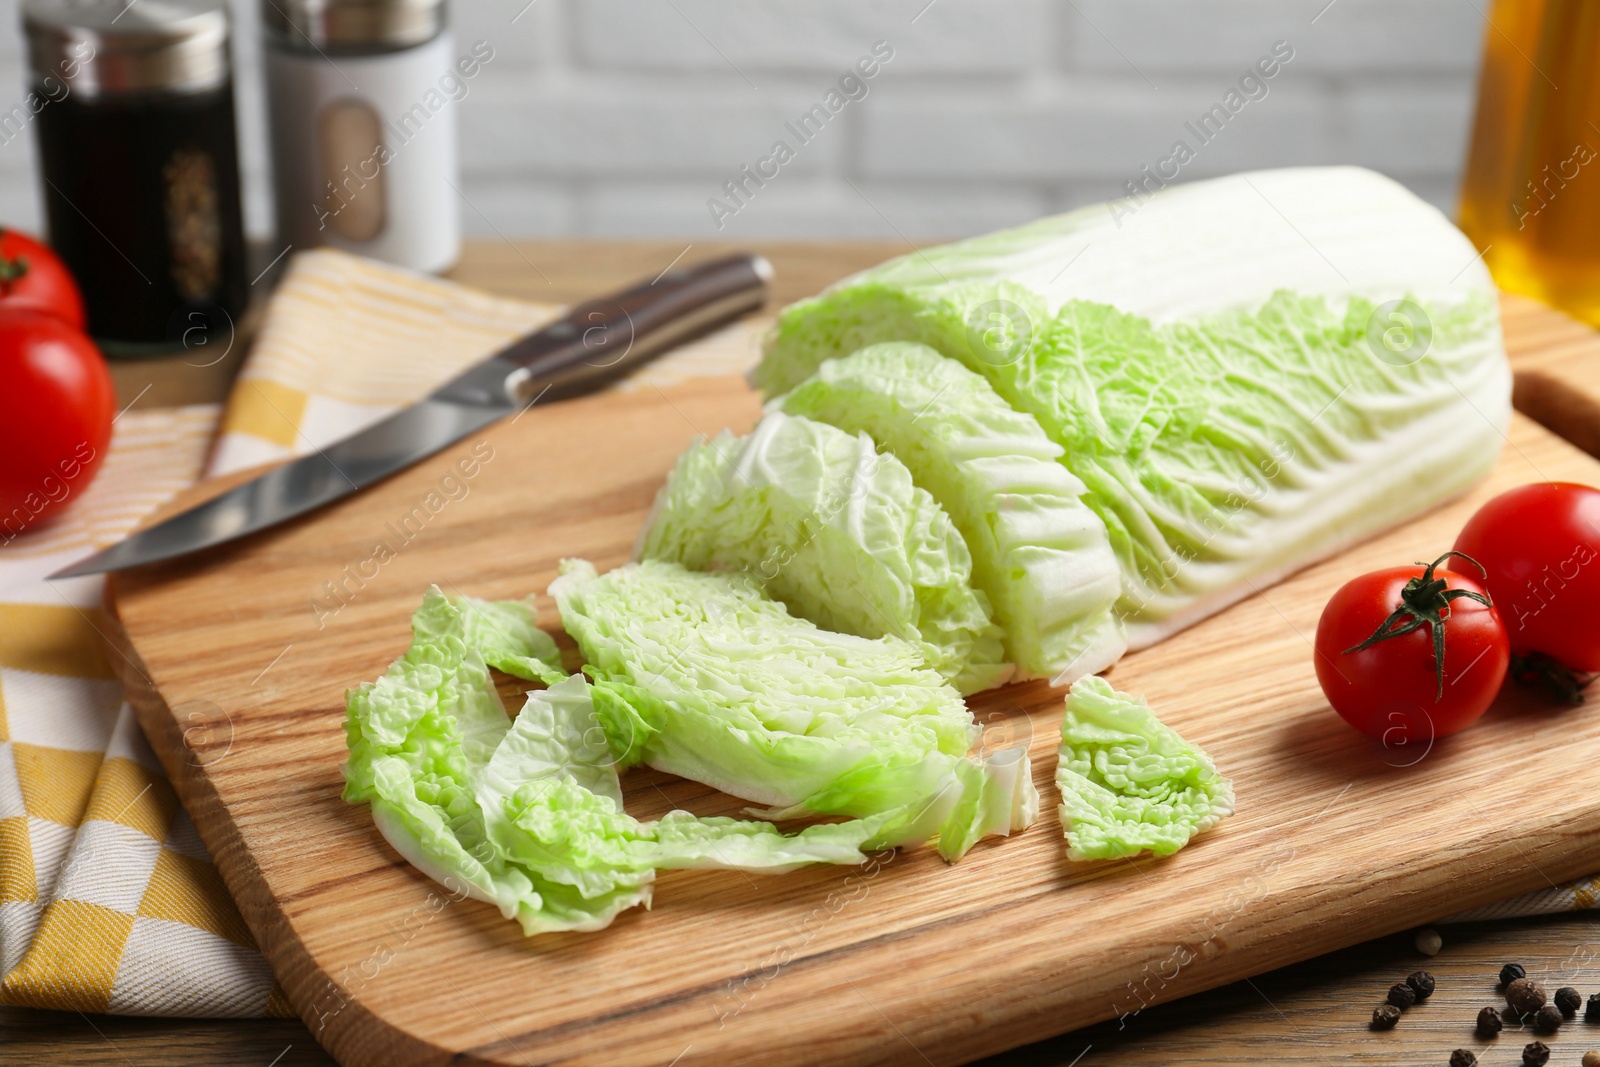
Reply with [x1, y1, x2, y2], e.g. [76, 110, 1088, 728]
[0, 248, 1589, 1018]
[0, 407, 284, 1015]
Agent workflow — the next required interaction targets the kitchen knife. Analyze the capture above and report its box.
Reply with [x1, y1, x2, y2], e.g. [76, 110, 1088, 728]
[50, 252, 773, 579]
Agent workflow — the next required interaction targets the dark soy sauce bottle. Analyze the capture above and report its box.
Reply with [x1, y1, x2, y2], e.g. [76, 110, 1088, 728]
[23, 0, 248, 356]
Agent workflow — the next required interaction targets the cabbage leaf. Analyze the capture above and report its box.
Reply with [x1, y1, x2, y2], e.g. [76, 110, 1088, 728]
[345, 587, 914, 935]
[637, 410, 1009, 694]
[551, 558, 1037, 860]
[1055, 676, 1233, 861]
[774, 341, 1125, 684]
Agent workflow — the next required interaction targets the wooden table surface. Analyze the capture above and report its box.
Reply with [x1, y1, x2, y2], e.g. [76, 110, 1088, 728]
[8, 239, 1600, 1067]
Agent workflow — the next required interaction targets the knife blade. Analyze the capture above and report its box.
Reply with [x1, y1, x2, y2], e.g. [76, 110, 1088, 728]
[50, 252, 773, 579]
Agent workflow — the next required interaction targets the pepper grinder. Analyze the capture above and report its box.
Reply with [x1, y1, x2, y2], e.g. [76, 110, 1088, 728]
[22, 0, 250, 353]
[263, 0, 461, 274]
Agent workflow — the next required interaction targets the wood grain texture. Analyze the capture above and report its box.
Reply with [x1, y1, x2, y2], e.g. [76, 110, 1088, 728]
[0, 1006, 331, 1066]
[444, 239, 905, 308]
[15, 916, 1600, 1066]
[1502, 292, 1600, 459]
[991, 918, 1600, 1066]
[17, 916, 1600, 1067]
[103, 391, 1600, 1067]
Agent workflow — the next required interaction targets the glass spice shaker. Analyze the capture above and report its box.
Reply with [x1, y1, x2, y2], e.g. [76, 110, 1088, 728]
[263, 0, 462, 274]
[22, 0, 250, 355]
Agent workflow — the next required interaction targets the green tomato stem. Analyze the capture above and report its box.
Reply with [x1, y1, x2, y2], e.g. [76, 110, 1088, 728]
[1343, 551, 1492, 701]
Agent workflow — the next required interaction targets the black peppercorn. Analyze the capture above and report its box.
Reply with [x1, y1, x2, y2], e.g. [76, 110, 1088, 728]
[1508, 977, 1548, 1016]
[1477, 1005, 1504, 1036]
[1556, 986, 1583, 1015]
[1534, 1004, 1563, 1032]
[1502, 963, 1528, 987]
[1372, 1003, 1402, 1030]
[1449, 1051, 1477, 1067]
[1407, 970, 1436, 1000]
[1587, 992, 1600, 1022]
[1388, 982, 1418, 1009]
[1523, 1040, 1551, 1067]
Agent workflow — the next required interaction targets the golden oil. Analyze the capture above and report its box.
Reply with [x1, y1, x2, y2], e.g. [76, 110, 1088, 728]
[1458, 0, 1600, 326]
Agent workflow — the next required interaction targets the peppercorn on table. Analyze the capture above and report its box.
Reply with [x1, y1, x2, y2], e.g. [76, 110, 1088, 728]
[6, 243, 1600, 1067]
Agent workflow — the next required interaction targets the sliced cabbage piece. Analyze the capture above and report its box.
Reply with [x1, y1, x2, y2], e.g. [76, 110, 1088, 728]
[637, 409, 1009, 694]
[551, 558, 1036, 860]
[774, 341, 1125, 684]
[756, 167, 1510, 649]
[344, 587, 598, 932]
[345, 588, 914, 936]
[343, 587, 565, 804]
[1054, 676, 1233, 862]
[477, 678, 892, 893]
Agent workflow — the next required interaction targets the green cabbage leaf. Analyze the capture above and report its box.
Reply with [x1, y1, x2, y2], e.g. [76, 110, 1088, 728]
[756, 167, 1510, 648]
[344, 587, 914, 935]
[636, 409, 1009, 694]
[774, 341, 1125, 684]
[1055, 676, 1234, 861]
[551, 558, 1038, 861]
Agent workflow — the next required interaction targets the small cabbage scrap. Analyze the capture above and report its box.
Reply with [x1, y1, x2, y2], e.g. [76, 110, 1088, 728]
[1055, 676, 1233, 861]
[345, 588, 902, 936]
[637, 409, 1009, 694]
[551, 558, 1038, 861]
[774, 341, 1125, 685]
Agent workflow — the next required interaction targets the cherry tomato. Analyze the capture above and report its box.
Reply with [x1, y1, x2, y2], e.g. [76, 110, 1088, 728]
[1453, 482, 1600, 673]
[0, 228, 86, 330]
[1315, 553, 1510, 746]
[0, 310, 114, 539]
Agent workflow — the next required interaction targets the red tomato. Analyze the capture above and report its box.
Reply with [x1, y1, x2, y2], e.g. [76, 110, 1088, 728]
[0, 310, 114, 539]
[1315, 553, 1510, 746]
[1454, 482, 1600, 673]
[0, 229, 86, 331]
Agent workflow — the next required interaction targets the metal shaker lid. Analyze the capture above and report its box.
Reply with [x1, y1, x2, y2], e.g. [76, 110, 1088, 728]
[261, 0, 447, 52]
[22, 0, 231, 98]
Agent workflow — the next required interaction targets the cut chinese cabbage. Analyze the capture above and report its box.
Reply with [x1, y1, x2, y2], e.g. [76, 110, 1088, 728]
[551, 558, 1037, 860]
[636, 409, 1010, 694]
[345, 588, 909, 936]
[343, 588, 566, 803]
[477, 677, 894, 891]
[757, 167, 1511, 649]
[774, 341, 1125, 684]
[1055, 676, 1233, 861]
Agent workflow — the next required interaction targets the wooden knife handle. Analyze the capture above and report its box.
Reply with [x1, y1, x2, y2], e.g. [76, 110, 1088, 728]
[497, 252, 773, 405]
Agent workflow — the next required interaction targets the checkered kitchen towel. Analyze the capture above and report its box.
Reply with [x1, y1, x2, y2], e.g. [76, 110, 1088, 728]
[0, 248, 765, 1017]
[0, 247, 1591, 1017]
[0, 405, 288, 1015]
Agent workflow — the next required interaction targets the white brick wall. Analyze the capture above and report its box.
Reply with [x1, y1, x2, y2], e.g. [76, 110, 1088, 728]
[0, 0, 1485, 241]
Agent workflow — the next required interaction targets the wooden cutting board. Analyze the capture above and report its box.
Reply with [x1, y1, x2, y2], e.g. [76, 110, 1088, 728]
[106, 303, 1600, 1067]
